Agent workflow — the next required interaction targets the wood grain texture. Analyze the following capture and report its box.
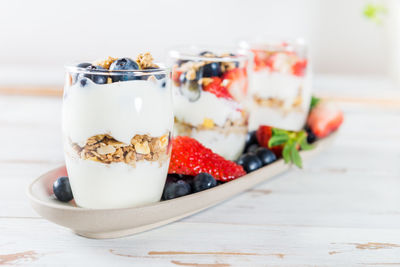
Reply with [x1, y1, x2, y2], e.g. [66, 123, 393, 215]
[0, 77, 400, 265]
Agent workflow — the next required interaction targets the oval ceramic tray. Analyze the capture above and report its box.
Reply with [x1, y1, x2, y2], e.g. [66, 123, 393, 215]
[27, 133, 337, 239]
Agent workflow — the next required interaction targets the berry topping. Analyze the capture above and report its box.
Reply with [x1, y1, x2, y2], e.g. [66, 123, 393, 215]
[84, 65, 108, 84]
[203, 77, 232, 99]
[307, 101, 344, 138]
[76, 62, 91, 69]
[162, 178, 191, 200]
[292, 59, 307, 76]
[193, 173, 217, 192]
[239, 154, 262, 173]
[222, 68, 248, 101]
[109, 58, 140, 82]
[53, 176, 73, 202]
[168, 136, 246, 181]
[179, 80, 201, 102]
[255, 147, 277, 166]
[201, 62, 222, 77]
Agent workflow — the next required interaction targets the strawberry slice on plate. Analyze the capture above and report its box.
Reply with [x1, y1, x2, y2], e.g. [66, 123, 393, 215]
[168, 136, 246, 181]
[307, 101, 344, 138]
[203, 77, 233, 100]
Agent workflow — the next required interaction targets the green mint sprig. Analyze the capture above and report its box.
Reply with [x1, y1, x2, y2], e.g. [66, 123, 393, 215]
[310, 96, 320, 110]
[268, 128, 314, 168]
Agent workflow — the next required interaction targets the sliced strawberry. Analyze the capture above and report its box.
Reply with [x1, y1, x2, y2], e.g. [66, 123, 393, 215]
[255, 126, 283, 157]
[222, 68, 248, 101]
[252, 50, 274, 71]
[172, 66, 182, 83]
[292, 59, 307, 76]
[307, 101, 344, 138]
[203, 77, 232, 99]
[168, 136, 246, 181]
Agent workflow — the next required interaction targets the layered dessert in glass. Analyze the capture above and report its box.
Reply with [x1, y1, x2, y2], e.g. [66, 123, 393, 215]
[63, 53, 173, 209]
[169, 48, 250, 160]
[241, 39, 312, 131]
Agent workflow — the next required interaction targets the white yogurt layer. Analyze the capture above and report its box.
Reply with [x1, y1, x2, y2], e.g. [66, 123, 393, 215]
[63, 79, 173, 146]
[173, 88, 242, 127]
[250, 70, 304, 110]
[248, 104, 308, 131]
[189, 130, 246, 161]
[65, 156, 169, 209]
[248, 69, 312, 131]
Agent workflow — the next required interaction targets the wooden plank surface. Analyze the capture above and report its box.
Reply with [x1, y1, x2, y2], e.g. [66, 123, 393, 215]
[1, 77, 400, 266]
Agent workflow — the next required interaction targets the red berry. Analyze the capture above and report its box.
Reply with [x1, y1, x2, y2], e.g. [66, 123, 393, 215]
[203, 77, 232, 99]
[292, 59, 307, 76]
[168, 136, 246, 181]
[307, 101, 344, 138]
[222, 68, 248, 100]
[256, 125, 283, 157]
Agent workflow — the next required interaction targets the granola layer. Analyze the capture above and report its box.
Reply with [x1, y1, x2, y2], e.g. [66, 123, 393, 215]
[174, 117, 247, 136]
[70, 133, 169, 166]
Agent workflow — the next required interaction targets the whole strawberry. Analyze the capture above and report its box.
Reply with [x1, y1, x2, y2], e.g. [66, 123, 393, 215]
[256, 126, 283, 157]
[168, 136, 246, 181]
[307, 101, 344, 138]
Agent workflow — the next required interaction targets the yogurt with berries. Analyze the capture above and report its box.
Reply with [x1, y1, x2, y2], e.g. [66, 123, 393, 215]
[169, 49, 250, 160]
[241, 40, 312, 131]
[63, 54, 174, 209]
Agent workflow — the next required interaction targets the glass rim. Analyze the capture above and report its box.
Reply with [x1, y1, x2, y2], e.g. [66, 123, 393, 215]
[239, 37, 308, 51]
[65, 62, 170, 76]
[168, 45, 252, 63]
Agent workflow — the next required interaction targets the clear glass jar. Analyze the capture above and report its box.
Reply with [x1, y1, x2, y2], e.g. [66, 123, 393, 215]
[169, 46, 250, 161]
[240, 38, 312, 131]
[62, 63, 173, 209]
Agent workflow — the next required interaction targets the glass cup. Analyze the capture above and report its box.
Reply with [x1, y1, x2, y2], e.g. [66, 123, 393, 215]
[240, 38, 312, 131]
[62, 64, 173, 209]
[169, 46, 250, 161]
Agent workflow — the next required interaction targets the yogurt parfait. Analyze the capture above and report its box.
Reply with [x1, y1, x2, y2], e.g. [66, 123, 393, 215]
[63, 53, 173, 209]
[169, 48, 250, 160]
[241, 39, 312, 131]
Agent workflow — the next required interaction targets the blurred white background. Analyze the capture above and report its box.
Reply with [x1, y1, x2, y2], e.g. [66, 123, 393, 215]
[0, 0, 392, 86]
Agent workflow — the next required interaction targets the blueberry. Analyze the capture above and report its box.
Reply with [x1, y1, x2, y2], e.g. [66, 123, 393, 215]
[255, 147, 276, 166]
[79, 78, 88, 87]
[246, 144, 259, 154]
[179, 80, 201, 102]
[53, 176, 73, 202]
[144, 66, 166, 80]
[162, 179, 191, 200]
[240, 154, 262, 173]
[236, 154, 246, 165]
[305, 126, 317, 144]
[109, 58, 140, 82]
[199, 51, 215, 56]
[193, 173, 217, 192]
[244, 131, 258, 151]
[201, 62, 222, 77]
[77, 62, 91, 68]
[85, 65, 108, 84]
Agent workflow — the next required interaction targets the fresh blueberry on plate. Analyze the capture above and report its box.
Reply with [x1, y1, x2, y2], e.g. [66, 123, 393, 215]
[255, 147, 276, 166]
[192, 173, 217, 192]
[305, 126, 317, 144]
[244, 131, 258, 151]
[240, 154, 262, 173]
[246, 144, 259, 154]
[162, 179, 191, 200]
[53, 176, 73, 202]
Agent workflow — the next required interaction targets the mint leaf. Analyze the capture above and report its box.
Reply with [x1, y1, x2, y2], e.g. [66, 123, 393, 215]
[290, 144, 302, 168]
[310, 96, 320, 109]
[300, 139, 314, 150]
[282, 142, 292, 164]
[268, 135, 289, 147]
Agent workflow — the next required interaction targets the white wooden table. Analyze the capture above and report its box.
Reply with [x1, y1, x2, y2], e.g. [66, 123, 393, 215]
[1, 76, 400, 266]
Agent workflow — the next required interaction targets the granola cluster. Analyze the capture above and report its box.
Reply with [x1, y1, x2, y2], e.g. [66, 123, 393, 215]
[71, 133, 169, 166]
[136, 52, 159, 69]
[253, 94, 303, 111]
[94, 56, 118, 70]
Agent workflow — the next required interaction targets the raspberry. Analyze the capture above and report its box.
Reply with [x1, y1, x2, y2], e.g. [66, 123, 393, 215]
[168, 136, 246, 181]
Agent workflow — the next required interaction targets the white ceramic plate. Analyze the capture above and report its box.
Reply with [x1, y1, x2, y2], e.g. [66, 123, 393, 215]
[27, 133, 337, 239]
